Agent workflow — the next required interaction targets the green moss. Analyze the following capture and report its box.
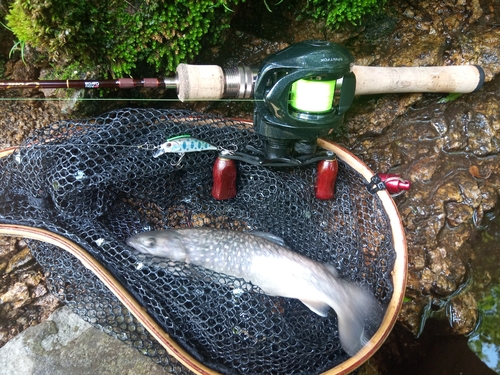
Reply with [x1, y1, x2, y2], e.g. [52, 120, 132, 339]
[5, 0, 385, 79]
[305, 0, 386, 28]
[5, 0, 239, 78]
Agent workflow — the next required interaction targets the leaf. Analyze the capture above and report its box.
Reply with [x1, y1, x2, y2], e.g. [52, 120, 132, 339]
[437, 93, 462, 103]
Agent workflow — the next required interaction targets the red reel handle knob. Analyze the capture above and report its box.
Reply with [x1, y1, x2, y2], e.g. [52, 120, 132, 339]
[315, 159, 338, 200]
[212, 157, 237, 200]
[378, 173, 411, 195]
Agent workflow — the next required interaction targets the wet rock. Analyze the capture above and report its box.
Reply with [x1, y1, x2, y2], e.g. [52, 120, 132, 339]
[4, 246, 33, 274]
[0, 306, 172, 375]
[409, 249, 426, 271]
[32, 293, 62, 321]
[448, 292, 479, 335]
[0, 282, 30, 309]
[408, 156, 439, 183]
[450, 29, 500, 81]
[0, 237, 17, 259]
[6, 58, 39, 82]
[478, 182, 498, 212]
[437, 223, 475, 259]
[466, 113, 500, 156]
[31, 283, 47, 298]
[445, 202, 474, 227]
[0, 239, 62, 348]
[434, 181, 464, 204]
[398, 296, 427, 334]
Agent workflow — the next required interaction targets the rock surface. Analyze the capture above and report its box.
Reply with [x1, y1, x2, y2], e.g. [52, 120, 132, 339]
[344, 75, 500, 334]
[0, 306, 172, 375]
[0, 238, 62, 348]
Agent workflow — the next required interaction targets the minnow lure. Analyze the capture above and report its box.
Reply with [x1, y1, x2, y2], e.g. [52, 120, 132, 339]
[153, 135, 218, 158]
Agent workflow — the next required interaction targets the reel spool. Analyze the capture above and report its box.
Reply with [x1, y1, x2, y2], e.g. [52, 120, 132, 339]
[253, 40, 356, 160]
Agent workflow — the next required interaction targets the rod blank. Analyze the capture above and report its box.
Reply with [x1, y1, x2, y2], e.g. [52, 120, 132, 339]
[0, 78, 170, 90]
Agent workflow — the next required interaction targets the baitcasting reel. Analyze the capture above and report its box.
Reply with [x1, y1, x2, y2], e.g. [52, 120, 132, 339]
[253, 40, 356, 161]
[213, 40, 357, 200]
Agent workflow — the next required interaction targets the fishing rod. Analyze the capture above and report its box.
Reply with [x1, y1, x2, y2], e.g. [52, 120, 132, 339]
[0, 59, 484, 101]
[0, 40, 484, 199]
[0, 39, 485, 162]
[0, 64, 484, 99]
[0, 41, 485, 156]
[0, 65, 256, 99]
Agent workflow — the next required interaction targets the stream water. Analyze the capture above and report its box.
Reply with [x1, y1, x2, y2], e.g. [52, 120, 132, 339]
[369, 209, 500, 375]
[467, 210, 500, 374]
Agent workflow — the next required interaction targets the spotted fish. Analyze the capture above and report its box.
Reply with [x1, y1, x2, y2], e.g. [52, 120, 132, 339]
[153, 135, 218, 158]
[126, 227, 383, 356]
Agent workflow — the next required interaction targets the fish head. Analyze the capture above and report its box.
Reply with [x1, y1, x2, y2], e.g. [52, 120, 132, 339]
[126, 230, 188, 262]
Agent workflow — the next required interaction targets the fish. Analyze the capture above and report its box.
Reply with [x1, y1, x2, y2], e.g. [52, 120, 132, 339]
[153, 135, 218, 158]
[126, 227, 383, 356]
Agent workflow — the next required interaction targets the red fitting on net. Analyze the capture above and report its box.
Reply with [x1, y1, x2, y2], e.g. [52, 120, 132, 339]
[378, 173, 411, 195]
[212, 156, 237, 200]
[315, 158, 338, 200]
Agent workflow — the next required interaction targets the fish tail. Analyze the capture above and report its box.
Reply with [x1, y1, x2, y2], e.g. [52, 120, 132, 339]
[329, 281, 383, 357]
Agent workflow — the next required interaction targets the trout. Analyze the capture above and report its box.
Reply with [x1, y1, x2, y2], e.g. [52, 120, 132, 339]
[126, 228, 383, 356]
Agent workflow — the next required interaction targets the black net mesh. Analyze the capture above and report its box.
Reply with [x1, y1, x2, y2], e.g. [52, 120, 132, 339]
[0, 108, 395, 375]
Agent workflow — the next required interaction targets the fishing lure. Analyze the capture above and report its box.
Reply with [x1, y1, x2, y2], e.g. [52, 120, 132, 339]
[153, 134, 218, 158]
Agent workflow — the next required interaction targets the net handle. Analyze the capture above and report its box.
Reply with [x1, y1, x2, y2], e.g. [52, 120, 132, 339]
[0, 223, 219, 375]
[317, 138, 408, 375]
[0, 146, 17, 158]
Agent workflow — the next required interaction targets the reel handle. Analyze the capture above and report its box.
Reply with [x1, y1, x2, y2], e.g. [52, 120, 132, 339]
[352, 65, 484, 95]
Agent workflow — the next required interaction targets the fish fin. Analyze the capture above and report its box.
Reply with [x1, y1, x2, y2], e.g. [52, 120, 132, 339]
[333, 283, 383, 356]
[249, 231, 288, 247]
[324, 264, 339, 277]
[300, 300, 331, 317]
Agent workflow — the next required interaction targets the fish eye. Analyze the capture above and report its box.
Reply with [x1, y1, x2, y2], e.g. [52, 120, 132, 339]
[144, 237, 157, 247]
[165, 142, 172, 147]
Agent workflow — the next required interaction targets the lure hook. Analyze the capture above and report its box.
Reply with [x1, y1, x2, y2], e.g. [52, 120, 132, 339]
[171, 152, 185, 167]
[218, 144, 238, 155]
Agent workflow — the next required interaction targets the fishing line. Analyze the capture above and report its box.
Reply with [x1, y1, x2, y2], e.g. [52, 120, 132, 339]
[9, 140, 239, 158]
[0, 97, 264, 102]
[11, 143, 161, 150]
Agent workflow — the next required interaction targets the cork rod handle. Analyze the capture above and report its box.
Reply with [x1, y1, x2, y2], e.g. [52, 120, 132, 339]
[176, 63, 225, 101]
[352, 65, 484, 95]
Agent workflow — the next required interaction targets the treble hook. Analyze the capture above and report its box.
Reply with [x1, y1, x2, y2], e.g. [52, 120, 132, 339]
[218, 144, 238, 156]
[171, 152, 185, 168]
